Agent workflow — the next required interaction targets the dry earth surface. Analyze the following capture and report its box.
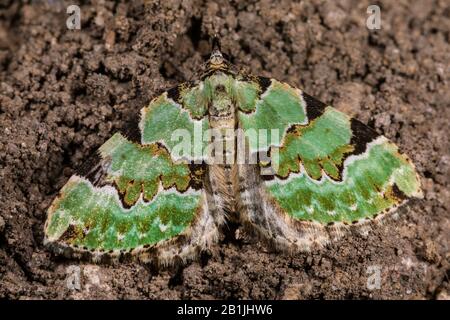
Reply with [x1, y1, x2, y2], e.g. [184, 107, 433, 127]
[0, 0, 449, 299]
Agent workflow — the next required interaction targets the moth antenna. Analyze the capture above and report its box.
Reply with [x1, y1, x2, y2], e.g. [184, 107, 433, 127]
[211, 34, 222, 53]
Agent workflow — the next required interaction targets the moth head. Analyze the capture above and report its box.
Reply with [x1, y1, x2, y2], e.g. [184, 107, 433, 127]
[209, 50, 225, 67]
[207, 36, 230, 71]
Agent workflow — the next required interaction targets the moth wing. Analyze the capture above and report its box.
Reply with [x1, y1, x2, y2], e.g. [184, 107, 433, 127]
[44, 85, 217, 265]
[237, 77, 422, 250]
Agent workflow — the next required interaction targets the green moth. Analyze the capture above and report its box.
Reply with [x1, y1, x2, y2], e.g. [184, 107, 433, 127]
[44, 39, 422, 265]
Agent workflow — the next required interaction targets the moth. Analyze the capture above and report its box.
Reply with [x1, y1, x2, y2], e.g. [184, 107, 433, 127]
[44, 39, 422, 265]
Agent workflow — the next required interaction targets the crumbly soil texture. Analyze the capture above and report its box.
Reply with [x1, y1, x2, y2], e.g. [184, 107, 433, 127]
[0, 0, 449, 300]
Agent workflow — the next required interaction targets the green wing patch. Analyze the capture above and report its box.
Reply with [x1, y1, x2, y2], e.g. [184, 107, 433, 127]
[141, 93, 209, 161]
[266, 137, 421, 224]
[238, 79, 308, 152]
[99, 133, 192, 207]
[45, 176, 202, 251]
[274, 107, 354, 180]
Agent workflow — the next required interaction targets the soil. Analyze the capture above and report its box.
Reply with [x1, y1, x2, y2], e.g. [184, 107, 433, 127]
[0, 0, 449, 300]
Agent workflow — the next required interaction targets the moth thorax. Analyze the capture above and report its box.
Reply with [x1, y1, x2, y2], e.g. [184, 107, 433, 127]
[208, 88, 237, 165]
[210, 85, 234, 118]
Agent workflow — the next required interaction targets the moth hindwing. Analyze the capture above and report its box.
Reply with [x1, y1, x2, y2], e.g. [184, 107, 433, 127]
[44, 42, 422, 265]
